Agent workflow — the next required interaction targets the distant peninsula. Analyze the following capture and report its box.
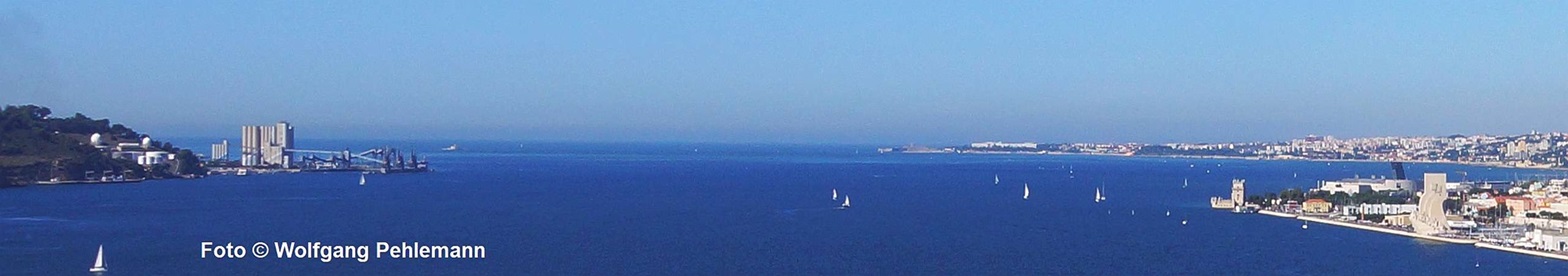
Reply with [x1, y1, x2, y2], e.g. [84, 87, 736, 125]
[883, 134, 1568, 169]
[0, 105, 204, 186]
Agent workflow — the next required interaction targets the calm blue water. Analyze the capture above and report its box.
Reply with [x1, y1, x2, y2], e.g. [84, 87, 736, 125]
[4, 141, 1568, 275]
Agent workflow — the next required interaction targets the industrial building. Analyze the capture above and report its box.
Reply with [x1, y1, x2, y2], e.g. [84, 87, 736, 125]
[210, 140, 229, 161]
[241, 122, 294, 167]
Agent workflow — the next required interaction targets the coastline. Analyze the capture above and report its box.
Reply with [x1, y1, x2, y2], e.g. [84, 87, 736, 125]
[896, 151, 1568, 171]
[1475, 242, 1568, 262]
[1257, 211, 1568, 261]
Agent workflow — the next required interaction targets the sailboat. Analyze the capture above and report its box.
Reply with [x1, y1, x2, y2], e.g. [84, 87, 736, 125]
[1182, 178, 1188, 188]
[89, 245, 106, 273]
[1165, 211, 1171, 217]
[994, 174, 999, 185]
[838, 196, 851, 210]
[832, 189, 838, 200]
[1023, 183, 1030, 200]
[359, 174, 366, 186]
[1094, 187, 1103, 203]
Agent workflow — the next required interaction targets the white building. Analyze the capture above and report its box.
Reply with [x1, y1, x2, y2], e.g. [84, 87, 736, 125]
[1315, 177, 1416, 196]
[1341, 203, 1420, 216]
[241, 122, 294, 167]
[969, 141, 1038, 149]
[1528, 229, 1568, 252]
[211, 139, 229, 161]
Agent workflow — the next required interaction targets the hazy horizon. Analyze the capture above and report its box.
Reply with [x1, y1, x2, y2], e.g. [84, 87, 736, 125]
[5, 2, 1566, 145]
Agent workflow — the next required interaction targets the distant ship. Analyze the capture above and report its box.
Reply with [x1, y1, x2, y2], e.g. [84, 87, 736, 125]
[236, 169, 249, 176]
[1023, 183, 1030, 200]
[832, 189, 838, 200]
[359, 174, 366, 186]
[442, 144, 459, 151]
[838, 195, 851, 210]
[90, 245, 106, 273]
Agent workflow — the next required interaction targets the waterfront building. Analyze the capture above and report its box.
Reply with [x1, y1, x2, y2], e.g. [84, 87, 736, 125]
[1232, 179, 1245, 208]
[241, 122, 294, 167]
[1314, 177, 1415, 196]
[1211, 179, 1247, 210]
[1528, 229, 1568, 252]
[1302, 199, 1332, 213]
[968, 142, 1038, 149]
[210, 140, 229, 161]
[1341, 203, 1419, 216]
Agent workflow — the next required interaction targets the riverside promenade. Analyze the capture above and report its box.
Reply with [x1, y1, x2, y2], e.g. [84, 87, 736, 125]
[1256, 210, 1568, 261]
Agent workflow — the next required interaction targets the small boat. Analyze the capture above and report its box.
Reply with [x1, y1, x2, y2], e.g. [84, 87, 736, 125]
[838, 196, 851, 210]
[1302, 221, 1308, 230]
[832, 189, 838, 200]
[1182, 178, 1188, 188]
[1130, 210, 1135, 215]
[236, 169, 249, 176]
[441, 144, 459, 151]
[359, 174, 366, 186]
[994, 174, 999, 185]
[1094, 187, 1103, 203]
[1165, 211, 1171, 217]
[89, 245, 106, 273]
[1181, 219, 1188, 225]
[1023, 183, 1030, 200]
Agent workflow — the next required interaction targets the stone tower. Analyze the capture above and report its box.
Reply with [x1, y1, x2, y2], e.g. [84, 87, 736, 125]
[1231, 179, 1246, 206]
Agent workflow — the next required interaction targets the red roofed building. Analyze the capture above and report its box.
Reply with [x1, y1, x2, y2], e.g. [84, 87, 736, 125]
[1303, 198, 1333, 213]
[1497, 196, 1538, 213]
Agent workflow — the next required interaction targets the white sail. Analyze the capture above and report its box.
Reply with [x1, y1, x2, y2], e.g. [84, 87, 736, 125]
[90, 245, 106, 273]
[1094, 187, 1101, 203]
[842, 196, 851, 208]
[832, 189, 838, 200]
[1182, 178, 1188, 188]
[994, 174, 999, 185]
[1023, 183, 1030, 200]
[359, 174, 366, 186]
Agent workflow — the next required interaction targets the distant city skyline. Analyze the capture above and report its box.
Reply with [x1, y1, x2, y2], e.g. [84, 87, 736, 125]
[4, 2, 1566, 144]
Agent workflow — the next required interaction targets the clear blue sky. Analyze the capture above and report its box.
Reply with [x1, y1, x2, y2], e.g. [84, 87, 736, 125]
[3, 1, 1566, 144]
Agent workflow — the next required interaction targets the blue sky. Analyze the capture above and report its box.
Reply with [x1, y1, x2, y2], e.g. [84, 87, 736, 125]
[3, 1, 1565, 144]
